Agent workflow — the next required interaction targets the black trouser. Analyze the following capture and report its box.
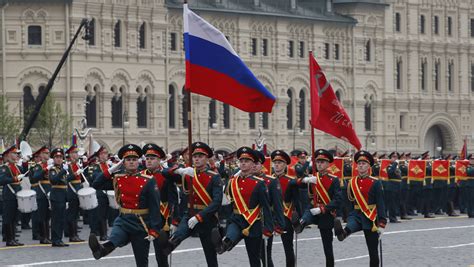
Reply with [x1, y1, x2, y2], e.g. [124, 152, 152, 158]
[408, 182, 423, 213]
[385, 191, 398, 221]
[320, 228, 334, 267]
[281, 217, 295, 267]
[51, 200, 66, 244]
[459, 186, 468, 212]
[422, 189, 432, 215]
[363, 230, 380, 267]
[260, 235, 274, 267]
[245, 236, 263, 267]
[399, 182, 409, 217]
[467, 186, 474, 217]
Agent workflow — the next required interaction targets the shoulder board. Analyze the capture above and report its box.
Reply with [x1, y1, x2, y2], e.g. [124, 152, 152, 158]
[206, 170, 218, 176]
[251, 176, 265, 182]
[115, 173, 126, 178]
[261, 174, 274, 179]
[368, 176, 378, 180]
[138, 173, 153, 179]
[327, 174, 338, 179]
[285, 175, 296, 179]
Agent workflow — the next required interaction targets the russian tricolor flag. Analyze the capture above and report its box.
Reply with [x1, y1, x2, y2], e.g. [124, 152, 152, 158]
[183, 4, 275, 113]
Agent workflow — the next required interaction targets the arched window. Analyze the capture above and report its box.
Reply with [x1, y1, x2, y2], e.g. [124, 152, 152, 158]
[87, 18, 96, 46]
[365, 40, 371, 62]
[182, 88, 188, 128]
[287, 89, 293, 129]
[335, 90, 342, 102]
[395, 12, 401, 32]
[223, 103, 230, 129]
[137, 87, 147, 128]
[421, 59, 427, 91]
[448, 60, 454, 92]
[114, 20, 121, 48]
[299, 90, 305, 130]
[139, 22, 146, 49]
[364, 102, 372, 131]
[85, 85, 97, 128]
[262, 112, 269, 129]
[396, 58, 402, 90]
[28, 25, 42, 45]
[23, 86, 35, 124]
[434, 59, 440, 91]
[249, 113, 256, 129]
[168, 85, 176, 128]
[111, 87, 123, 128]
[209, 99, 216, 126]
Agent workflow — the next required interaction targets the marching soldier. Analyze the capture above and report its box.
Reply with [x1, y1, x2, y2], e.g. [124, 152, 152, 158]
[161, 142, 222, 267]
[141, 143, 179, 267]
[49, 148, 72, 247]
[294, 150, 311, 213]
[386, 152, 402, 223]
[446, 158, 459, 216]
[398, 153, 412, 220]
[296, 149, 341, 267]
[0, 145, 26, 246]
[421, 152, 435, 218]
[466, 154, 474, 218]
[30, 146, 52, 244]
[334, 151, 387, 267]
[254, 150, 285, 267]
[65, 145, 85, 242]
[214, 147, 274, 266]
[89, 144, 161, 267]
[407, 152, 423, 216]
[432, 155, 450, 215]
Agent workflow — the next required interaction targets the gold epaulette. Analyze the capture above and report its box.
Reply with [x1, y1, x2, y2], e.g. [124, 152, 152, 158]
[206, 170, 218, 176]
[252, 176, 264, 182]
[368, 176, 378, 180]
[138, 173, 153, 179]
[327, 173, 338, 179]
[115, 173, 126, 178]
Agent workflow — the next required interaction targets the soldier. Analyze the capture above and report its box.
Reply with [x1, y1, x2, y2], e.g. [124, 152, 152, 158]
[141, 143, 179, 267]
[421, 152, 435, 218]
[296, 149, 341, 267]
[398, 153, 412, 220]
[432, 155, 450, 215]
[254, 150, 285, 267]
[214, 147, 274, 267]
[0, 145, 26, 246]
[466, 154, 474, 218]
[161, 142, 222, 267]
[386, 152, 402, 223]
[65, 145, 85, 242]
[30, 146, 52, 244]
[334, 150, 387, 267]
[89, 144, 161, 267]
[49, 148, 72, 247]
[294, 150, 311, 223]
[407, 152, 423, 216]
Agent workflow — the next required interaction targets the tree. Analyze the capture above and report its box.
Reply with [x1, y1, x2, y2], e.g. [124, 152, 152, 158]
[0, 95, 22, 145]
[29, 93, 71, 148]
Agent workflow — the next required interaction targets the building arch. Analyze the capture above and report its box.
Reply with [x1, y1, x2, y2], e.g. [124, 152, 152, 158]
[420, 113, 458, 155]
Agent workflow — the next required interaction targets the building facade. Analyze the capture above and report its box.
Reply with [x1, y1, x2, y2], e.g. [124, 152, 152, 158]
[1, 0, 473, 157]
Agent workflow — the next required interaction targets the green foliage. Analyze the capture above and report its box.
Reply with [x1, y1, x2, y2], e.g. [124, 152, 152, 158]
[0, 95, 22, 145]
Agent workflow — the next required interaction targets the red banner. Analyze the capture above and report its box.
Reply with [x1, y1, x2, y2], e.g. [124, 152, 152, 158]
[378, 159, 391, 181]
[327, 158, 344, 179]
[432, 160, 449, 180]
[455, 160, 469, 180]
[408, 160, 426, 181]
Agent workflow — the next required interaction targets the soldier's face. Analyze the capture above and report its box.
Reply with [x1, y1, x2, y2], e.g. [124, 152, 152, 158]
[41, 151, 49, 161]
[273, 161, 286, 173]
[70, 151, 79, 161]
[357, 161, 370, 175]
[316, 160, 329, 172]
[298, 156, 306, 164]
[253, 162, 262, 173]
[145, 156, 160, 170]
[239, 158, 255, 172]
[390, 155, 398, 162]
[124, 157, 139, 171]
[53, 155, 63, 165]
[99, 150, 108, 161]
[192, 153, 208, 169]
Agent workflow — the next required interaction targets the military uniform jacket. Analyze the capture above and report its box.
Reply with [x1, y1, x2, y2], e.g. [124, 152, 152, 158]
[304, 173, 341, 229]
[467, 165, 474, 188]
[343, 176, 387, 230]
[227, 175, 274, 237]
[259, 173, 286, 230]
[93, 170, 162, 235]
[90, 161, 112, 198]
[386, 161, 402, 192]
[144, 168, 178, 223]
[30, 162, 52, 199]
[49, 165, 71, 202]
[424, 164, 433, 189]
[399, 162, 408, 190]
[0, 162, 25, 201]
[276, 173, 303, 220]
[66, 161, 83, 201]
[295, 162, 311, 178]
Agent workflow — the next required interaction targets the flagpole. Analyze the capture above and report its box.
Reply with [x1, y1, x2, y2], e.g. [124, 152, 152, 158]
[309, 51, 317, 175]
[183, 0, 192, 166]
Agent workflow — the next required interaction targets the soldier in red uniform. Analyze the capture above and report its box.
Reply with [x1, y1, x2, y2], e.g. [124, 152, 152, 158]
[89, 144, 161, 267]
[161, 142, 223, 267]
[295, 149, 341, 267]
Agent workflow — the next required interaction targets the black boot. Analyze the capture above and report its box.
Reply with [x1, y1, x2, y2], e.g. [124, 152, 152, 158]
[447, 202, 459, 217]
[52, 241, 70, 247]
[99, 221, 108, 241]
[216, 237, 234, 254]
[69, 223, 84, 242]
[162, 236, 181, 256]
[40, 222, 52, 244]
[333, 218, 348, 241]
[89, 234, 115, 259]
[293, 219, 305, 234]
[7, 225, 23, 246]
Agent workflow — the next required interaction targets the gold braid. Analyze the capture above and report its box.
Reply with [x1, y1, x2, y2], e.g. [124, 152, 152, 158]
[347, 177, 355, 202]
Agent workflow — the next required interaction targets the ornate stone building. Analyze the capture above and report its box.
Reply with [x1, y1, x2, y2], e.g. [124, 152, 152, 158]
[1, 0, 473, 157]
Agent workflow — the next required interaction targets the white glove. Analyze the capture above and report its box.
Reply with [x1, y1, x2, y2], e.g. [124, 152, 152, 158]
[106, 160, 113, 167]
[310, 207, 322, 216]
[62, 163, 69, 172]
[218, 154, 224, 161]
[377, 227, 385, 239]
[309, 160, 313, 168]
[47, 159, 54, 165]
[160, 161, 169, 169]
[22, 155, 31, 162]
[46, 164, 54, 171]
[302, 176, 317, 184]
[188, 216, 199, 229]
[221, 192, 231, 205]
[17, 174, 25, 182]
[169, 224, 177, 235]
[107, 159, 123, 174]
[183, 167, 195, 177]
[75, 168, 84, 175]
[16, 159, 24, 167]
[144, 235, 155, 242]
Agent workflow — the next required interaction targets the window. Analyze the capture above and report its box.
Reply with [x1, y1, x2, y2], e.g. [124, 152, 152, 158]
[324, 43, 330, 59]
[396, 58, 402, 90]
[299, 41, 304, 58]
[471, 19, 474, 37]
[28, 25, 42, 45]
[182, 88, 188, 128]
[139, 22, 146, 49]
[287, 90, 293, 129]
[170, 32, 177, 51]
[434, 60, 440, 91]
[111, 89, 123, 128]
[87, 19, 96, 46]
[471, 64, 474, 92]
[85, 86, 97, 128]
[168, 85, 176, 128]
[399, 114, 405, 131]
[262, 113, 269, 129]
[420, 15, 425, 34]
[137, 93, 147, 128]
[448, 61, 453, 92]
[364, 103, 372, 131]
[209, 99, 216, 126]
[447, 17, 452, 36]
[288, 40, 294, 58]
[262, 38, 268, 56]
[335, 90, 342, 102]
[395, 12, 401, 32]
[421, 60, 427, 91]
[249, 113, 256, 129]
[365, 40, 371, 62]
[23, 86, 35, 124]
[251, 38, 257, 56]
[223, 103, 230, 129]
[114, 20, 121, 48]
[334, 44, 340, 60]
[434, 16, 439, 35]
[299, 90, 305, 130]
